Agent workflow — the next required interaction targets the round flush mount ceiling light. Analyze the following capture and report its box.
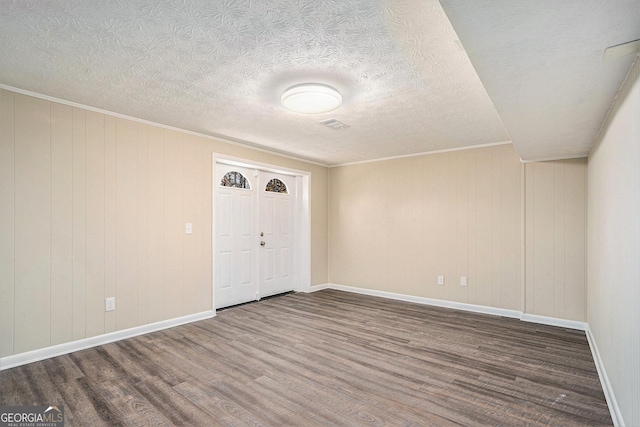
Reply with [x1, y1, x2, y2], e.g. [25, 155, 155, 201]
[281, 84, 342, 114]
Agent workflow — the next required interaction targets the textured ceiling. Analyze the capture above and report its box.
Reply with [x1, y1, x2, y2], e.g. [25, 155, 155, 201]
[0, 0, 508, 165]
[1, 1, 637, 165]
[439, 0, 640, 161]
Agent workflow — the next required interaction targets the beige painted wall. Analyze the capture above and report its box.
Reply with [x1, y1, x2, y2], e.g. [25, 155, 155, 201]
[329, 144, 524, 311]
[0, 89, 328, 357]
[587, 57, 639, 426]
[525, 159, 587, 321]
[329, 144, 588, 319]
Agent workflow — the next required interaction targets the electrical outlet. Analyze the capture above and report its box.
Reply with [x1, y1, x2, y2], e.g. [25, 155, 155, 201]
[438, 276, 445, 286]
[461, 276, 468, 287]
[105, 297, 115, 312]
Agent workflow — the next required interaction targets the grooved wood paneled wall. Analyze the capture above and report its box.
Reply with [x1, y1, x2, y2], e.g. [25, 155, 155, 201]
[588, 56, 639, 427]
[329, 144, 524, 311]
[329, 145, 588, 319]
[525, 159, 587, 321]
[0, 89, 329, 357]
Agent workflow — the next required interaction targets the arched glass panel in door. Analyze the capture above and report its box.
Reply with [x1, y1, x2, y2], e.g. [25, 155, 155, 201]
[265, 178, 288, 194]
[220, 171, 250, 189]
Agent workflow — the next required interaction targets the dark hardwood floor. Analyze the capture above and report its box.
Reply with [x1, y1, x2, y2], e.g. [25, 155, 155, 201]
[0, 290, 612, 426]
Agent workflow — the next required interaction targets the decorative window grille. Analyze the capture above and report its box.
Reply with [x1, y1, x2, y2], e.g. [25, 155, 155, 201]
[265, 178, 288, 194]
[220, 171, 250, 189]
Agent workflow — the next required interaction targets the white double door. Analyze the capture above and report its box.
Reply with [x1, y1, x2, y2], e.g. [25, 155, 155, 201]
[214, 164, 295, 309]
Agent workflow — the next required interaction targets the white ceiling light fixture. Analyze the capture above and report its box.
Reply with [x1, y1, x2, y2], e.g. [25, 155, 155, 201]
[281, 83, 342, 114]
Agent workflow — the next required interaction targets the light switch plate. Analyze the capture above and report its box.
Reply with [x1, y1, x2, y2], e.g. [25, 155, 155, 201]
[461, 276, 468, 287]
[185, 223, 192, 234]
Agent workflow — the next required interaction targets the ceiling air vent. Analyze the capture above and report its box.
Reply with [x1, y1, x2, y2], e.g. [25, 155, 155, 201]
[319, 118, 350, 130]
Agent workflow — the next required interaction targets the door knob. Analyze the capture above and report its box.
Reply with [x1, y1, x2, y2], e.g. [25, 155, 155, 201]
[260, 241, 266, 246]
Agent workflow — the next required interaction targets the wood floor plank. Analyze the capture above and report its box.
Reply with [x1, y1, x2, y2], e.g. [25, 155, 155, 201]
[8, 363, 65, 407]
[41, 354, 85, 384]
[68, 347, 121, 384]
[88, 377, 174, 426]
[94, 343, 154, 385]
[173, 379, 266, 427]
[132, 376, 215, 426]
[74, 376, 124, 426]
[0, 290, 613, 426]
[56, 378, 108, 427]
[117, 335, 193, 387]
[0, 370, 23, 406]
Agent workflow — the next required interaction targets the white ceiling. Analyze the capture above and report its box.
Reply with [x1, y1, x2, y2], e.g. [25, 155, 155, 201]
[0, 1, 638, 166]
[439, 0, 640, 162]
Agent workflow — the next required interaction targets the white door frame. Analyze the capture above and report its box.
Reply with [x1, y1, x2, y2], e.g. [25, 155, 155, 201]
[212, 153, 311, 312]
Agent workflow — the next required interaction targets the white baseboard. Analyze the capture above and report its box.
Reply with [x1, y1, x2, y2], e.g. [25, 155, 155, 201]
[322, 283, 590, 330]
[326, 283, 523, 319]
[0, 310, 215, 371]
[308, 283, 329, 292]
[520, 313, 588, 331]
[585, 326, 624, 427]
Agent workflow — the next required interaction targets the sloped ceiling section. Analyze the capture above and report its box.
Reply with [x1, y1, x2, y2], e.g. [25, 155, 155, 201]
[439, 0, 640, 162]
[0, 0, 508, 166]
